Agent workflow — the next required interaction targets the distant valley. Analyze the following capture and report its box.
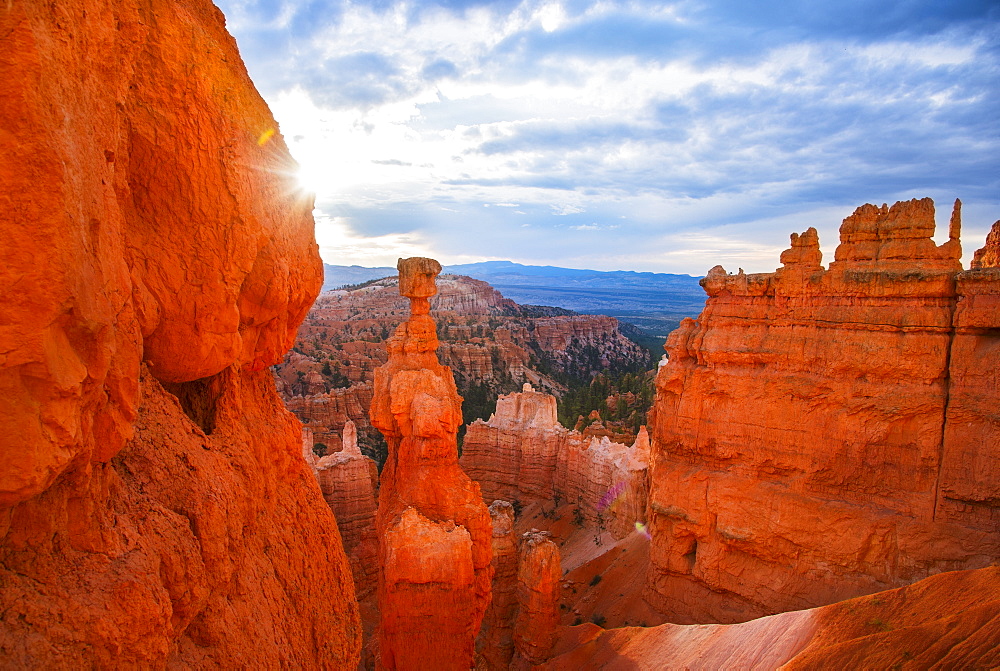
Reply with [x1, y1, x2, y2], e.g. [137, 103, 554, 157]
[322, 260, 706, 339]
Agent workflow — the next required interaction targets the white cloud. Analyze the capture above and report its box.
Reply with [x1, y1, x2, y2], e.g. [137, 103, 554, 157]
[219, 0, 999, 274]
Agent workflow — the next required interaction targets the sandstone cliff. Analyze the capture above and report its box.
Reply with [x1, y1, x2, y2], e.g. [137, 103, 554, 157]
[370, 259, 493, 670]
[0, 0, 359, 665]
[647, 198, 1000, 623]
[461, 385, 650, 539]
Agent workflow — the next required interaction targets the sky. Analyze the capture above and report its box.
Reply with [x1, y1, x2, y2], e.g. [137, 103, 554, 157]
[216, 0, 1000, 275]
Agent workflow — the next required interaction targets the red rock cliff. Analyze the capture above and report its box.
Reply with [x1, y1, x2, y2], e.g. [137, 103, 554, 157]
[0, 0, 360, 666]
[370, 258, 493, 670]
[647, 198, 1000, 623]
[461, 384, 650, 538]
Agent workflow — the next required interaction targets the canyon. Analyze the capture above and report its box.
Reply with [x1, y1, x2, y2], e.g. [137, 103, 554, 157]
[2, 0, 998, 668]
[277, 273, 651, 464]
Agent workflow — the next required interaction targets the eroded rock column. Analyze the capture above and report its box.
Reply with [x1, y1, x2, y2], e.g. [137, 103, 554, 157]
[476, 500, 519, 669]
[511, 529, 562, 668]
[370, 258, 493, 670]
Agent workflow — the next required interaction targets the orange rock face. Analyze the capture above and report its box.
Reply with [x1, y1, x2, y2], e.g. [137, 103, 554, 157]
[971, 220, 1000, 269]
[511, 530, 562, 668]
[307, 420, 380, 598]
[370, 258, 493, 670]
[0, 0, 358, 666]
[461, 385, 650, 539]
[477, 500, 519, 670]
[542, 565, 1000, 669]
[647, 198, 1000, 623]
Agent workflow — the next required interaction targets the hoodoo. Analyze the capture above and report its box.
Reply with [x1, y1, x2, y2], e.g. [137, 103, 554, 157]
[369, 258, 493, 670]
[305, 420, 380, 598]
[646, 198, 1000, 623]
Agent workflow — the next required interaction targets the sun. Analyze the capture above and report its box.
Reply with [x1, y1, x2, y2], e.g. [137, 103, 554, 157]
[293, 160, 324, 197]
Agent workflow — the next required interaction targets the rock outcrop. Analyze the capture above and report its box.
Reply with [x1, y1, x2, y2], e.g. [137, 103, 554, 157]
[647, 198, 1000, 623]
[306, 421, 380, 598]
[511, 530, 562, 668]
[0, 0, 359, 666]
[477, 500, 519, 669]
[971, 220, 1000, 269]
[461, 385, 650, 538]
[542, 565, 1000, 669]
[370, 258, 493, 670]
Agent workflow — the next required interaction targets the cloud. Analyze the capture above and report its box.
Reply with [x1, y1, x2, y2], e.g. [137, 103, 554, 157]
[216, 0, 1000, 274]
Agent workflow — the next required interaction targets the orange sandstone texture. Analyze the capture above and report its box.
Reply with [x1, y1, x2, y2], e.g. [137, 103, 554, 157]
[370, 258, 493, 670]
[511, 530, 563, 668]
[970, 219, 1000, 269]
[0, 0, 359, 666]
[306, 420, 380, 598]
[461, 385, 650, 538]
[647, 198, 1000, 623]
[477, 500, 520, 670]
[542, 565, 1000, 669]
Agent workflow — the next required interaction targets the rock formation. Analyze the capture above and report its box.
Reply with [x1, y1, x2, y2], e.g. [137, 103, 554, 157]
[476, 500, 519, 669]
[542, 565, 1000, 669]
[0, 0, 359, 666]
[461, 385, 650, 538]
[647, 198, 1000, 623]
[306, 421, 380, 598]
[971, 220, 1000, 269]
[276, 275, 650, 463]
[511, 530, 562, 668]
[370, 258, 493, 670]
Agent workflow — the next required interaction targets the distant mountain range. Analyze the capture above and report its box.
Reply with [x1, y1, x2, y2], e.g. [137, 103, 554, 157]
[323, 261, 706, 338]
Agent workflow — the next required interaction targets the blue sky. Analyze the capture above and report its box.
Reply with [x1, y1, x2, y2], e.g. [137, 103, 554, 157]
[216, 0, 999, 274]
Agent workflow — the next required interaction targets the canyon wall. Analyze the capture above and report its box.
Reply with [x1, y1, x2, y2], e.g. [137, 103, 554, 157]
[0, 0, 360, 665]
[461, 385, 650, 538]
[647, 198, 1000, 623]
[370, 258, 493, 670]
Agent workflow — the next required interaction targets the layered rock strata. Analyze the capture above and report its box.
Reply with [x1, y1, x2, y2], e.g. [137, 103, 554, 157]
[0, 0, 359, 665]
[460, 385, 650, 538]
[305, 421, 380, 598]
[647, 198, 1000, 623]
[476, 500, 519, 670]
[511, 530, 562, 668]
[370, 258, 493, 670]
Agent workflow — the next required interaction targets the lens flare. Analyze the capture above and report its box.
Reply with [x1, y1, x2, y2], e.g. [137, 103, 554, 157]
[257, 128, 275, 146]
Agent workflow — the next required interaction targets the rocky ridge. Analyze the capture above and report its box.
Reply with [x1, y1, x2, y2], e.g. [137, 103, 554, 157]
[647, 198, 1000, 623]
[542, 565, 1000, 669]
